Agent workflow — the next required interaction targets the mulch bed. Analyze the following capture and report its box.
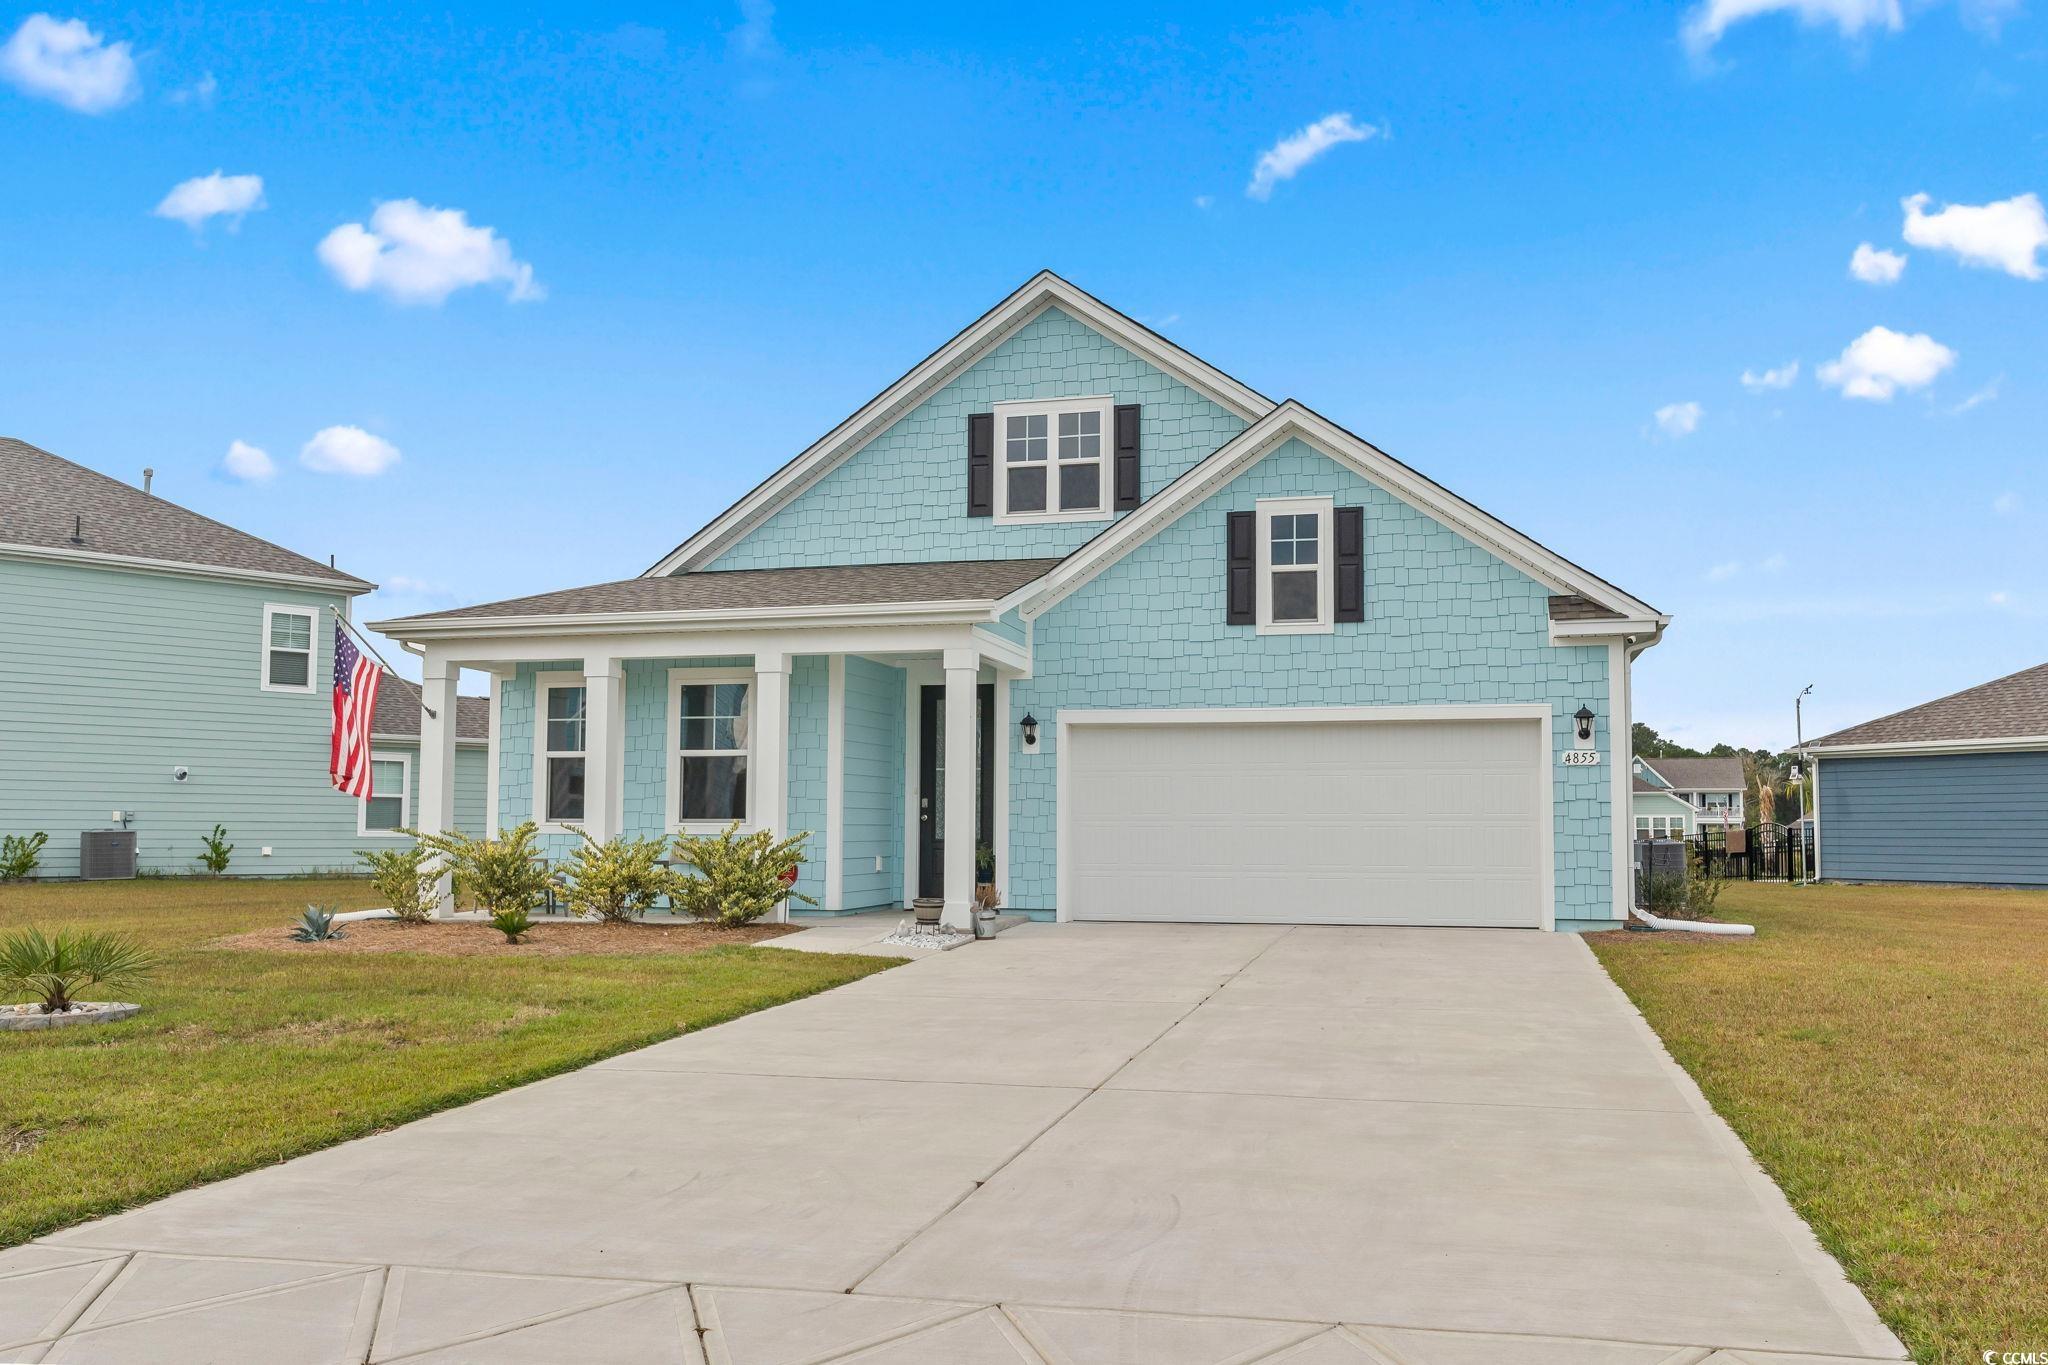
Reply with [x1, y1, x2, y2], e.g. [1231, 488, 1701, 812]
[212, 918, 799, 958]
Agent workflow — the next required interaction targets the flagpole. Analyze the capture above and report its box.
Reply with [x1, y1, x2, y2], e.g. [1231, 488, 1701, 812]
[330, 607, 438, 720]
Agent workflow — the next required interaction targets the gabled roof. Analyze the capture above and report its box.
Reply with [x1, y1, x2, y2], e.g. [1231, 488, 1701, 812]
[1638, 756, 1744, 791]
[371, 675, 491, 741]
[643, 272, 1277, 576]
[1007, 400, 1662, 626]
[373, 558, 1060, 632]
[0, 437, 371, 590]
[1806, 662, 2048, 749]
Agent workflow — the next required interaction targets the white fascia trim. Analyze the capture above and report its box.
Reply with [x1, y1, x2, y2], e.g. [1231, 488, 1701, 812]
[644, 272, 1276, 576]
[1548, 616, 1669, 643]
[1060, 702, 1554, 727]
[0, 540, 372, 595]
[368, 598, 1006, 640]
[1008, 401, 1658, 625]
[1801, 735, 2048, 758]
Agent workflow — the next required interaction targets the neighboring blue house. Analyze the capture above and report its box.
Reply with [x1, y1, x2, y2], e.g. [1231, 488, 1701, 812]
[1803, 662, 2048, 887]
[1630, 754, 1746, 842]
[375, 274, 1667, 931]
[0, 439, 485, 878]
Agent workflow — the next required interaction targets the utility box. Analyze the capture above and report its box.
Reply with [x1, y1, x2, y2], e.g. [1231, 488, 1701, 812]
[80, 829, 138, 880]
[1635, 838, 1686, 904]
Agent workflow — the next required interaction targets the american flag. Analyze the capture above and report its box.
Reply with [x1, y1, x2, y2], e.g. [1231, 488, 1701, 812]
[330, 623, 382, 798]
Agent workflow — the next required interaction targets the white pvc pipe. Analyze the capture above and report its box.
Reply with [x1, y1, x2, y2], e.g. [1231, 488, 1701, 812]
[1628, 904, 1755, 936]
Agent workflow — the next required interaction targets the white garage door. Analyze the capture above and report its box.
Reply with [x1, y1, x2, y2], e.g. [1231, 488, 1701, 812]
[1064, 715, 1547, 927]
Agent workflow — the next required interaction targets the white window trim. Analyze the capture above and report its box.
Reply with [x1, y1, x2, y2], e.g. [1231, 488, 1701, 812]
[1254, 495, 1335, 636]
[991, 395, 1116, 526]
[259, 603, 319, 694]
[532, 670, 589, 833]
[664, 667, 756, 834]
[358, 750, 411, 838]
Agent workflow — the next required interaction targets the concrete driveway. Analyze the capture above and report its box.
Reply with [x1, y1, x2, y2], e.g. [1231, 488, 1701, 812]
[2, 923, 1906, 1364]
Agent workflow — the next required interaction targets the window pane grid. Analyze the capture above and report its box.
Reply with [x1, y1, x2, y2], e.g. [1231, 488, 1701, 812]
[678, 681, 751, 823]
[542, 685, 587, 823]
[1000, 405, 1105, 515]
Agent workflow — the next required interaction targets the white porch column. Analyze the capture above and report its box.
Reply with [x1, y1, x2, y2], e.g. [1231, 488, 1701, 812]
[582, 656, 625, 842]
[484, 667, 509, 836]
[942, 646, 979, 930]
[418, 655, 461, 918]
[752, 652, 792, 921]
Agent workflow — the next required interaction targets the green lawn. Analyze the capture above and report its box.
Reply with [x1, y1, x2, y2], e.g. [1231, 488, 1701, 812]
[0, 877, 896, 1247]
[1589, 881, 2048, 1365]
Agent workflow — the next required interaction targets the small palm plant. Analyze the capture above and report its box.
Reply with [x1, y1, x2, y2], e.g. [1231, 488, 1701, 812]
[290, 905, 348, 942]
[489, 907, 534, 944]
[0, 928, 157, 1014]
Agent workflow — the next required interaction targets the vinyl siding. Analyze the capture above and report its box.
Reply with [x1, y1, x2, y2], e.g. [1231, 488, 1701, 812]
[1820, 751, 2048, 886]
[362, 740, 489, 846]
[702, 306, 1249, 569]
[1012, 436, 1614, 923]
[840, 656, 906, 909]
[0, 555, 482, 879]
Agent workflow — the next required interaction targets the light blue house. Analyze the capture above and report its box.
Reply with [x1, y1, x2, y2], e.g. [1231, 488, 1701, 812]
[1803, 662, 2048, 886]
[376, 274, 1666, 930]
[0, 439, 486, 878]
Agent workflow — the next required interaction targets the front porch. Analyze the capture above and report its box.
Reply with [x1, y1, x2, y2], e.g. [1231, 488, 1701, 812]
[409, 625, 1029, 930]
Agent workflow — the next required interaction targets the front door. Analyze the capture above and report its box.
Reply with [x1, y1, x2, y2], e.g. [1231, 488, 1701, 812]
[917, 683, 995, 900]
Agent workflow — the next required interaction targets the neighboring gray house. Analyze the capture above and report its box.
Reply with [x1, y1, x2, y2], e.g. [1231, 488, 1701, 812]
[0, 438, 483, 878]
[1802, 663, 2048, 887]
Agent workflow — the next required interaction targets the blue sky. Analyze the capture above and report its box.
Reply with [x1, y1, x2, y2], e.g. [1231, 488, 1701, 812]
[2, 1, 2042, 747]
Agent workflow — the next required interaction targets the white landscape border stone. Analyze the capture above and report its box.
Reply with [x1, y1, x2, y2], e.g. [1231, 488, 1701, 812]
[0, 1001, 141, 1031]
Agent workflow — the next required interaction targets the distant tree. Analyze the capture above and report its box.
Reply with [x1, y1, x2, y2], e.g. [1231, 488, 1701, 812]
[1631, 722, 1701, 759]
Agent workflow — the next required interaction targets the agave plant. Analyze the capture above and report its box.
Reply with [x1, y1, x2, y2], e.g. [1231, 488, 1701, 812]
[289, 905, 348, 942]
[0, 927, 157, 1014]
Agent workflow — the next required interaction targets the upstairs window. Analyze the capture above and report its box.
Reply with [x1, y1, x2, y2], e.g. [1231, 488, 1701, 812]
[1255, 497, 1334, 634]
[993, 397, 1113, 524]
[261, 605, 316, 692]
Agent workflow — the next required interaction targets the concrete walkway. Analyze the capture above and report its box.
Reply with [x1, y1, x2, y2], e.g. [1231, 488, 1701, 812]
[2, 924, 1906, 1364]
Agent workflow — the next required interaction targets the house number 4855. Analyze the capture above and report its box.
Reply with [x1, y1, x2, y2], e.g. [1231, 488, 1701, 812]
[1561, 749, 1602, 766]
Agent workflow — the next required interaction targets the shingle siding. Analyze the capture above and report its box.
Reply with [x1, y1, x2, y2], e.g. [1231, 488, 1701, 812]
[0, 556, 479, 878]
[1010, 437, 1614, 921]
[1820, 751, 2048, 886]
[704, 306, 1250, 569]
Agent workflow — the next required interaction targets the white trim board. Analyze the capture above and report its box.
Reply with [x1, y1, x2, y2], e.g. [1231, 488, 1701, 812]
[1800, 735, 2048, 758]
[1054, 703, 1556, 930]
[1005, 401, 1663, 629]
[643, 272, 1276, 576]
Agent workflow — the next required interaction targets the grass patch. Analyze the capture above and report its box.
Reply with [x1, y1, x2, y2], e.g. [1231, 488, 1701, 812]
[0, 876, 896, 1246]
[1589, 881, 2048, 1364]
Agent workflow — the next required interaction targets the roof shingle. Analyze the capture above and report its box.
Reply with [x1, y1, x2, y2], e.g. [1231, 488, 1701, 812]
[376, 559, 1064, 627]
[0, 438, 369, 588]
[1638, 756, 1744, 790]
[370, 678, 490, 741]
[1547, 594, 1625, 623]
[1806, 662, 2048, 748]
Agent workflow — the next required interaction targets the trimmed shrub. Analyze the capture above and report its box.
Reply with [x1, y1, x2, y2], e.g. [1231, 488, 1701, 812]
[670, 824, 816, 927]
[555, 829, 680, 924]
[358, 845, 436, 924]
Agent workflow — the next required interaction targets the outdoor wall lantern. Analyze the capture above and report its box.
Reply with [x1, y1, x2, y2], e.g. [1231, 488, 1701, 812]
[1574, 706, 1596, 743]
[1019, 713, 1040, 750]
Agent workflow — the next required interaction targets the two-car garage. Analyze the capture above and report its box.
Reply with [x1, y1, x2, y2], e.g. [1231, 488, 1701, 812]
[1059, 708, 1552, 929]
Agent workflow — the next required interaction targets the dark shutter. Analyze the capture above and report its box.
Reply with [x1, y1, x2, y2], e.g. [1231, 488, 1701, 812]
[966, 412, 994, 517]
[1112, 403, 1141, 511]
[1226, 510, 1255, 625]
[1335, 505, 1365, 623]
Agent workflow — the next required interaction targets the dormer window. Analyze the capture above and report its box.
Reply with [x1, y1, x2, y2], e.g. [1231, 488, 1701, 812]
[1254, 496, 1335, 634]
[992, 397, 1114, 524]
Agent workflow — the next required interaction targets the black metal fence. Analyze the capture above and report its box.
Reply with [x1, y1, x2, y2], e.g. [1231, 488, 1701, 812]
[1691, 821, 1814, 882]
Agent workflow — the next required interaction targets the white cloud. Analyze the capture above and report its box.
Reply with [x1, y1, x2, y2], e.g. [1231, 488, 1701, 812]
[153, 171, 266, 231]
[1740, 360, 1800, 391]
[1707, 560, 1743, 582]
[1654, 401, 1704, 438]
[1849, 242, 1906, 285]
[167, 71, 217, 107]
[1193, 194, 1214, 210]
[0, 13, 138, 113]
[1992, 490, 2021, 515]
[221, 440, 275, 482]
[1817, 326, 1956, 401]
[729, 0, 778, 58]
[1901, 191, 2048, 280]
[1246, 113, 1382, 202]
[1989, 589, 2012, 606]
[1682, 0, 1901, 57]
[381, 574, 441, 595]
[1949, 375, 2003, 415]
[318, 200, 542, 306]
[1760, 552, 1789, 573]
[300, 426, 401, 477]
